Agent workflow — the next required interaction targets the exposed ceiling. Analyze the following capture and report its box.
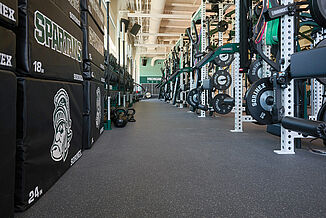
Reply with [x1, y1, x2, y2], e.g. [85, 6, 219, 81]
[158, 0, 201, 43]
[126, 0, 201, 56]
[125, 0, 237, 57]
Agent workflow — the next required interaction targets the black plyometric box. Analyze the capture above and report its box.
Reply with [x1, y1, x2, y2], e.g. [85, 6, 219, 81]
[80, 0, 104, 33]
[0, 70, 16, 218]
[82, 80, 105, 149]
[17, 0, 83, 82]
[15, 77, 83, 211]
[0, 25, 16, 71]
[0, 0, 18, 29]
[81, 11, 105, 70]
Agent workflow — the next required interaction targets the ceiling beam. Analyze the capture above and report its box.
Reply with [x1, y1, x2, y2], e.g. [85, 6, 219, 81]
[139, 52, 168, 55]
[162, 25, 187, 29]
[135, 44, 174, 47]
[170, 3, 200, 8]
[128, 13, 191, 19]
[165, 10, 194, 14]
[138, 33, 180, 37]
[193, 0, 199, 6]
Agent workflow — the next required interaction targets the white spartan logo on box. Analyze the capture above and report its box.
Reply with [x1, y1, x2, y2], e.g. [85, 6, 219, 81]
[95, 87, 101, 129]
[51, 88, 73, 162]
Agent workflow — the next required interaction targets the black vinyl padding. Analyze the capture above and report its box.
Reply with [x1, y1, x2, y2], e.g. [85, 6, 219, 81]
[0, 0, 18, 28]
[80, 0, 104, 33]
[15, 77, 83, 211]
[282, 116, 326, 139]
[0, 70, 16, 218]
[81, 11, 105, 70]
[83, 60, 106, 83]
[0, 26, 16, 71]
[16, 0, 83, 82]
[290, 46, 326, 79]
[82, 81, 105, 150]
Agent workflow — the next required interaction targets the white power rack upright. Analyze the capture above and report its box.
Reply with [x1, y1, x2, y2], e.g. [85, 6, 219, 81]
[199, 0, 208, 118]
[231, 0, 243, 132]
[179, 35, 185, 108]
[274, 0, 296, 154]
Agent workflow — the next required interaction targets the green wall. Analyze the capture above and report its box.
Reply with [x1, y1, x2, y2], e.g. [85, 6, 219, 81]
[139, 58, 164, 84]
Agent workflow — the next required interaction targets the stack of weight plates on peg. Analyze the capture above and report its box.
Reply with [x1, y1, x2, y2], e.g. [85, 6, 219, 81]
[14, 0, 84, 212]
[81, 0, 106, 150]
[0, 1, 18, 217]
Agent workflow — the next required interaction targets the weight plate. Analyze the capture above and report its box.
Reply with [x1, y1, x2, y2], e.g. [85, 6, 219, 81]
[248, 60, 264, 84]
[187, 89, 200, 108]
[218, 20, 228, 32]
[318, 103, 326, 122]
[212, 70, 232, 90]
[310, 0, 326, 28]
[214, 53, 234, 67]
[212, 94, 234, 115]
[246, 78, 274, 125]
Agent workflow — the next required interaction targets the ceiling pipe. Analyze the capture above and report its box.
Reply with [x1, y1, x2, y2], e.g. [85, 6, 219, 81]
[147, 0, 167, 52]
[134, 44, 174, 47]
[138, 33, 180, 37]
[128, 13, 190, 19]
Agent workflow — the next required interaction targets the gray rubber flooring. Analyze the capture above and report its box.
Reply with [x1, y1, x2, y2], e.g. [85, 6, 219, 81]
[16, 99, 326, 218]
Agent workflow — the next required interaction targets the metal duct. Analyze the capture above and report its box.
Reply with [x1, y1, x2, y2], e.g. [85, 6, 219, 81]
[147, 0, 167, 50]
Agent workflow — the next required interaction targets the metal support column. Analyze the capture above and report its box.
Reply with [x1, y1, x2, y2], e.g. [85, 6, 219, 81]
[274, 0, 295, 154]
[231, 0, 242, 132]
[262, 38, 272, 77]
[180, 34, 184, 108]
[118, 92, 121, 106]
[199, 0, 208, 117]
[169, 53, 173, 104]
[218, 4, 224, 48]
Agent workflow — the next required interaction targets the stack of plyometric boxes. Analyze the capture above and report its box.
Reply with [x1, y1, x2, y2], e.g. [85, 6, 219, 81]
[0, 1, 18, 217]
[0, 0, 107, 215]
[81, 0, 106, 149]
[14, 0, 84, 211]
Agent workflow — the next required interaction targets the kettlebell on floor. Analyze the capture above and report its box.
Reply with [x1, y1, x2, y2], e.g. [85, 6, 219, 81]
[111, 107, 136, 128]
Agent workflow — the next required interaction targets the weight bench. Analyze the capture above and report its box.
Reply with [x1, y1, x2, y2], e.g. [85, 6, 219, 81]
[290, 45, 326, 79]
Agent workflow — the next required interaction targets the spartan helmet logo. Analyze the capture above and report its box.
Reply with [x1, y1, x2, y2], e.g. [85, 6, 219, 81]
[50, 88, 73, 162]
[95, 87, 101, 129]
